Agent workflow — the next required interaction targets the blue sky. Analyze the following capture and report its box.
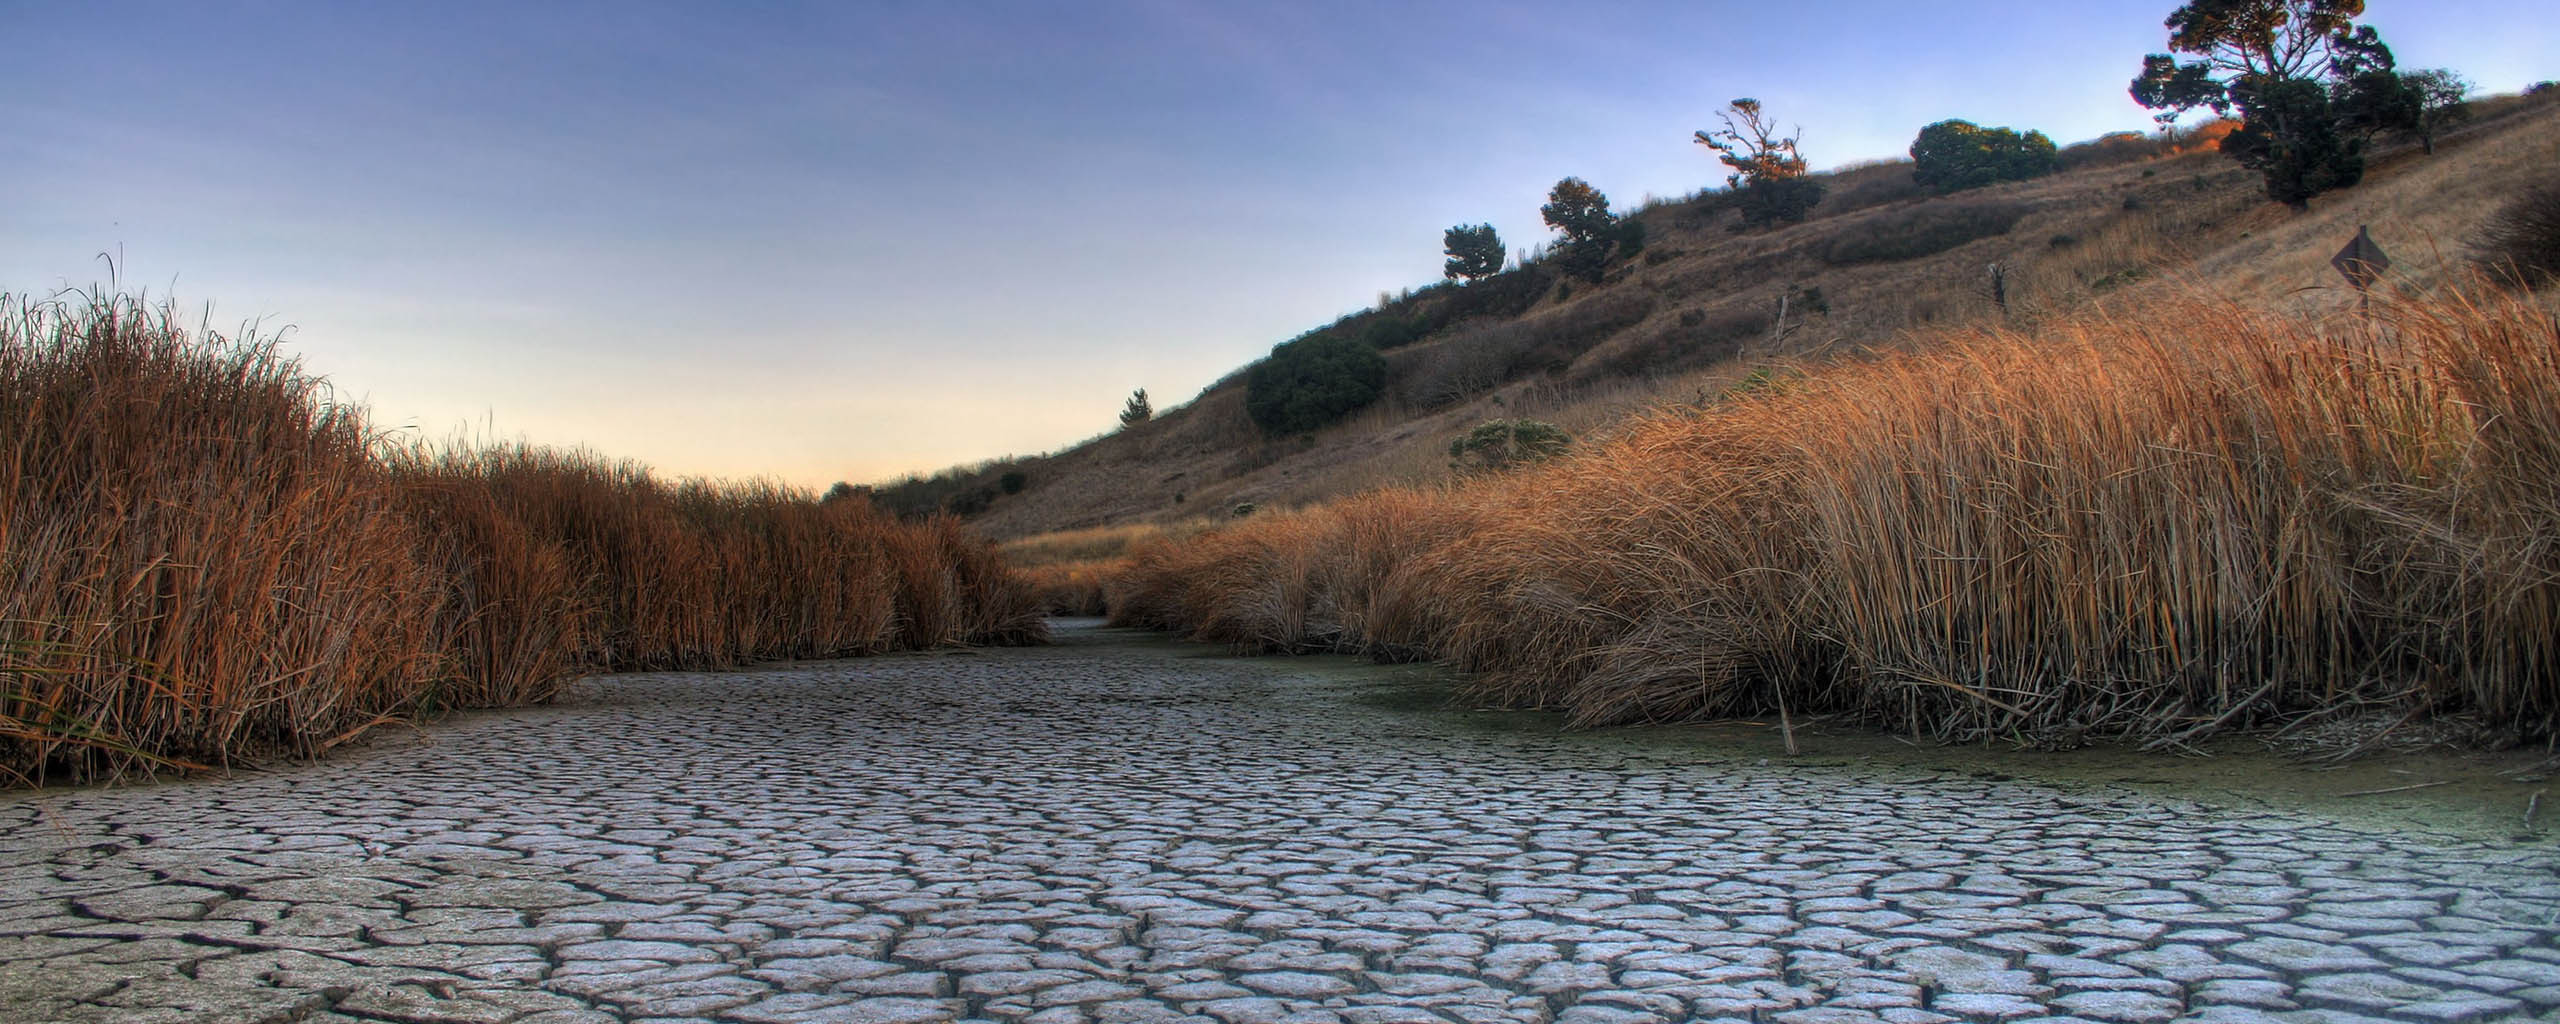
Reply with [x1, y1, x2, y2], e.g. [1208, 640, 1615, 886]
[5, 1, 2551, 485]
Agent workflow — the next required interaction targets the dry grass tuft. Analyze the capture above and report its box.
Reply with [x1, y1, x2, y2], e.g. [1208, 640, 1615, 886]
[1110, 289, 2560, 747]
[0, 289, 1043, 786]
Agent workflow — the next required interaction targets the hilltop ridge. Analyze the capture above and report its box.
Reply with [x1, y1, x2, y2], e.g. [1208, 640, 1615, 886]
[880, 94, 2560, 540]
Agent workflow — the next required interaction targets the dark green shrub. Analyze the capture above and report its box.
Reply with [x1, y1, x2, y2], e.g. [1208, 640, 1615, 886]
[1449, 419, 1572, 474]
[1419, 263, 1553, 334]
[1245, 332, 1387, 435]
[1554, 239, 1613, 284]
[2473, 179, 2560, 289]
[1910, 119, 2059, 193]
[1734, 176, 1825, 228]
[1819, 200, 2030, 266]
[1358, 314, 1424, 351]
[2219, 76, 2365, 209]
[998, 471, 1027, 495]
[1613, 217, 1648, 257]
[946, 486, 995, 516]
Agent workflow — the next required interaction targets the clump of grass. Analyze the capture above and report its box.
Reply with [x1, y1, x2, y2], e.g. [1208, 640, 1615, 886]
[1000, 520, 1216, 567]
[0, 288, 1044, 786]
[1018, 560, 1117, 616]
[1110, 289, 2560, 747]
[2472, 177, 2560, 289]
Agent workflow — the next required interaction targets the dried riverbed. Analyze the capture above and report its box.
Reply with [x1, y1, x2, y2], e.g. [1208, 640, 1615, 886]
[3, 621, 2554, 1023]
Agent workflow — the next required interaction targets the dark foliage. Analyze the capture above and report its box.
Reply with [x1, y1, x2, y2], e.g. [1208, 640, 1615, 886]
[1418, 263, 1554, 334]
[1442, 223, 1505, 282]
[1910, 120, 2060, 193]
[1541, 178, 1616, 243]
[1245, 331, 1387, 435]
[1543, 178, 1622, 283]
[1448, 419, 1572, 474]
[1733, 177, 1826, 228]
[2474, 179, 2560, 289]
[2219, 77, 2365, 209]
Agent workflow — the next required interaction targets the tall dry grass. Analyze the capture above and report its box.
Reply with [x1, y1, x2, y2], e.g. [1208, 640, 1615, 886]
[0, 289, 1042, 786]
[1111, 288, 2560, 745]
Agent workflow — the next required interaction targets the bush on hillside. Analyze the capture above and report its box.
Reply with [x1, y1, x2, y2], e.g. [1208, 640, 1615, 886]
[1245, 331, 1387, 435]
[1449, 419, 1572, 474]
[2474, 179, 2560, 289]
[1733, 176, 1826, 229]
[869, 460, 1031, 519]
[1417, 263, 1555, 334]
[2217, 76, 2367, 209]
[1820, 200, 2031, 266]
[1910, 119, 2059, 193]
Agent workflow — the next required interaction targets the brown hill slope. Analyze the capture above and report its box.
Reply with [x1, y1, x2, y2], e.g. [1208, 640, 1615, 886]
[940, 96, 2559, 541]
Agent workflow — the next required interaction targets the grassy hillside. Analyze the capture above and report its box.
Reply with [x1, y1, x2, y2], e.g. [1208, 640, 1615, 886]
[1104, 287, 2560, 747]
[1003, 92, 2560, 749]
[936, 94, 2558, 541]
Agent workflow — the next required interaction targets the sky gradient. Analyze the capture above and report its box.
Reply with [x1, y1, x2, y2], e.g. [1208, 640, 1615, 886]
[6, 1, 2551, 486]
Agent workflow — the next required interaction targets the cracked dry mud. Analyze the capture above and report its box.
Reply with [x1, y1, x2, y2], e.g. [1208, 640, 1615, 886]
[4, 623, 2556, 1024]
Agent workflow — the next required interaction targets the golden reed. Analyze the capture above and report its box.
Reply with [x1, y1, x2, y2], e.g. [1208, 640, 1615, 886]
[0, 291, 1042, 786]
[1109, 290, 2560, 746]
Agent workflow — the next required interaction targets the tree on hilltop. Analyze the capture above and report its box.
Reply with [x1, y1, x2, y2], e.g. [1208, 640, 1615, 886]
[2340, 67, 2468, 154]
[1541, 178, 1618, 282]
[1443, 223, 1505, 282]
[2130, 0, 2402, 208]
[1695, 98, 1824, 227]
[1119, 388, 1152, 428]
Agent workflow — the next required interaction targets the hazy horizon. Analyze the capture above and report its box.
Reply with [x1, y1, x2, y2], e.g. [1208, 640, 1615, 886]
[6, 0, 2551, 488]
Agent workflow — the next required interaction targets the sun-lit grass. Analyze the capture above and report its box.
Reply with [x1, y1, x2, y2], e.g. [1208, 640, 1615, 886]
[1110, 287, 2560, 746]
[999, 519, 1221, 566]
[0, 288, 1044, 786]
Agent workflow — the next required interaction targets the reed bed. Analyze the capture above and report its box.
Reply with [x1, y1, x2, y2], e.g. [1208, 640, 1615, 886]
[0, 289, 1043, 786]
[1017, 560, 1117, 617]
[1111, 290, 2560, 746]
